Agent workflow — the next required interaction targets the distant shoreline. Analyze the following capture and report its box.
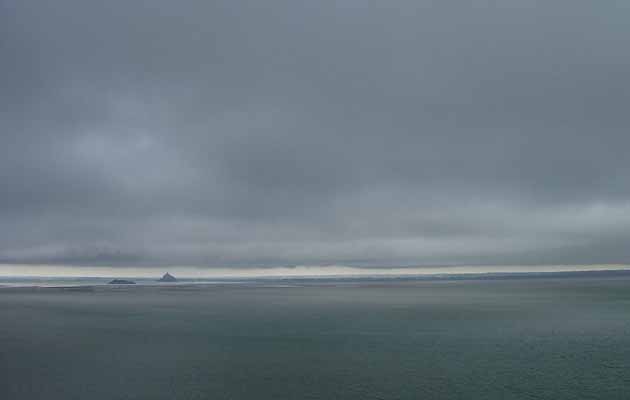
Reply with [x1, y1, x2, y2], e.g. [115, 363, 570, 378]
[2, 268, 630, 291]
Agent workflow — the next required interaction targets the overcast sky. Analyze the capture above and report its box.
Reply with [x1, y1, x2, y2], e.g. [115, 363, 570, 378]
[2, 0, 630, 269]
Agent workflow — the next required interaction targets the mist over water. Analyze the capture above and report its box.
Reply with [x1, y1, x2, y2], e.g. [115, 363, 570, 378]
[1, 263, 629, 281]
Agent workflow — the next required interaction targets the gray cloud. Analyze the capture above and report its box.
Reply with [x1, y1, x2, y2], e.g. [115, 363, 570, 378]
[2, 0, 630, 268]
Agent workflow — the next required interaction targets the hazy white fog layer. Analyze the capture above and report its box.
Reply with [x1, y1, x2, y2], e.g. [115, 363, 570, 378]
[0, 264, 628, 279]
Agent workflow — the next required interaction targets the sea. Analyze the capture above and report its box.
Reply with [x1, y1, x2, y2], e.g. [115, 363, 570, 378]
[1, 271, 630, 399]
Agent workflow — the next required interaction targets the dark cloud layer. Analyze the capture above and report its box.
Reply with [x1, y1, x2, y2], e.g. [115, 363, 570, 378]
[2, 0, 630, 267]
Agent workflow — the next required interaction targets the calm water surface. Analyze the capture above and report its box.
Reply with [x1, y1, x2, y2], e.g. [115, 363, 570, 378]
[1, 277, 630, 399]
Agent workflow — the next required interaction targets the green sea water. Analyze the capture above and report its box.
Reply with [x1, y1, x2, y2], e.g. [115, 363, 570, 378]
[2, 277, 630, 399]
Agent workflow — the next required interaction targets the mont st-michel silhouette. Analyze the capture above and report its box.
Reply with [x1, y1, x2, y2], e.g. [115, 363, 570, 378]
[158, 272, 177, 282]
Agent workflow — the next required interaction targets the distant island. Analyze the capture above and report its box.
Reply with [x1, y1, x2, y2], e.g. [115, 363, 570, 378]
[158, 272, 177, 282]
[108, 279, 136, 284]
